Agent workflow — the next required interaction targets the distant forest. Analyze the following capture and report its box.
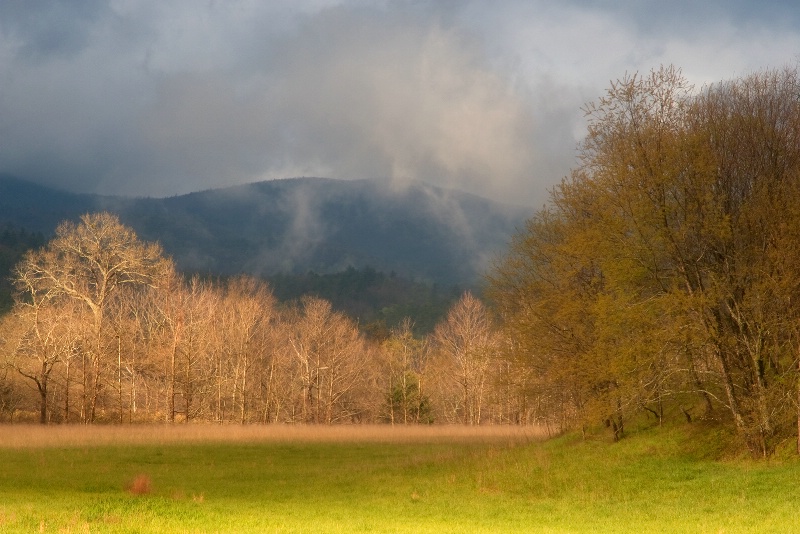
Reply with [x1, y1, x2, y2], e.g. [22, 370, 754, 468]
[267, 268, 460, 337]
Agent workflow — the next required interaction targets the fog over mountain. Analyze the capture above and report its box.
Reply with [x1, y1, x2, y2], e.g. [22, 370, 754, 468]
[0, 175, 530, 286]
[1, 1, 797, 208]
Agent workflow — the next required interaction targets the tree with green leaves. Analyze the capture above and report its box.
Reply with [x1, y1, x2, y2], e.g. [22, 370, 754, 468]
[490, 65, 800, 453]
[381, 318, 432, 424]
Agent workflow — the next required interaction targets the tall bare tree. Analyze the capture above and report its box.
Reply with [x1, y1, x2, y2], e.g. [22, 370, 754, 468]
[13, 212, 172, 422]
[218, 276, 275, 424]
[432, 292, 497, 425]
[286, 297, 367, 424]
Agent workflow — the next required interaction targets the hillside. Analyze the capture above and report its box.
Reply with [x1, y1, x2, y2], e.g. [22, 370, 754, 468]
[0, 175, 530, 286]
[0, 224, 45, 313]
[267, 266, 461, 336]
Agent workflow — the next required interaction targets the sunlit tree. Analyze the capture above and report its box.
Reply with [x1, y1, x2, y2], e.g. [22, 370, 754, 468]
[490, 65, 800, 453]
[12, 212, 173, 422]
[432, 292, 498, 425]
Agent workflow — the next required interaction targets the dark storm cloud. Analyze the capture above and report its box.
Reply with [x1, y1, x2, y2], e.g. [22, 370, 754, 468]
[0, 0, 110, 59]
[0, 1, 798, 206]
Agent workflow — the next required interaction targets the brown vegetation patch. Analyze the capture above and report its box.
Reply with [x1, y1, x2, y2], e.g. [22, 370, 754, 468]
[0, 423, 547, 449]
[126, 473, 152, 496]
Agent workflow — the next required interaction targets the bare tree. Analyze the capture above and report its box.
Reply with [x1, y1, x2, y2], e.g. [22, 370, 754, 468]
[179, 277, 220, 422]
[286, 297, 367, 424]
[218, 276, 275, 424]
[13, 212, 172, 422]
[432, 292, 498, 425]
[4, 298, 85, 424]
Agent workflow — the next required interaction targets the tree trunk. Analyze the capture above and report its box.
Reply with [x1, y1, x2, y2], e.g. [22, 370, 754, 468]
[64, 358, 71, 423]
[240, 350, 248, 425]
[168, 335, 177, 423]
[185, 350, 192, 423]
[37, 378, 47, 425]
[81, 351, 88, 423]
[89, 355, 101, 423]
[117, 336, 123, 424]
[716, 345, 747, 433]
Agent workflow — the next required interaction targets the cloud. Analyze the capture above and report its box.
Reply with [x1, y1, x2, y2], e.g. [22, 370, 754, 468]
[0, 1, 547, 204]
[136, 3, 543, 204]
[0, 1, 799, 207]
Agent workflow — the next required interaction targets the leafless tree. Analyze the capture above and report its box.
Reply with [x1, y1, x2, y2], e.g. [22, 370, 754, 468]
[12, 212, 172, 422]
[218, 276, 275, 424]
[432, 292, 498, 425]
[285, 297, 368, 423]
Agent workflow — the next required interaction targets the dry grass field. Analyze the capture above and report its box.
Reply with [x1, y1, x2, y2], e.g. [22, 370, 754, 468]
[0, 423, 548, 448]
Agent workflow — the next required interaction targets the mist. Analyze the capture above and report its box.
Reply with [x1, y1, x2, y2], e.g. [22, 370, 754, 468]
[0, 1, 798, 206]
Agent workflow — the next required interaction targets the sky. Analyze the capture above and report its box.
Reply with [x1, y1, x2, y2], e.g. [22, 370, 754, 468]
[0, 0, 798, 207]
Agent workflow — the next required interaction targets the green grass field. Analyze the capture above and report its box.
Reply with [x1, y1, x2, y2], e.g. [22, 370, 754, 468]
[0, 423, 798, 533]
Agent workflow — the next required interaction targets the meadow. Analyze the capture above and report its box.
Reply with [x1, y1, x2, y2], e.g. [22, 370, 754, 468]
[0, 423, 798, 533]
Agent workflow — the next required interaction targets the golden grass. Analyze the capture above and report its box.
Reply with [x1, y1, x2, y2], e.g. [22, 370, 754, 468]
[0, 423, 547, 449]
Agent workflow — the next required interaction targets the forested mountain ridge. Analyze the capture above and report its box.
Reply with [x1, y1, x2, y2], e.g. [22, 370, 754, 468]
[267, 266, 461, 336]
[0, 175, 530, 286]
[0, 224, 45, 313]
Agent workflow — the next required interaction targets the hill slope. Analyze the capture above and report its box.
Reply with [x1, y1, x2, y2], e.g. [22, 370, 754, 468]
[0, 176, 530, 286]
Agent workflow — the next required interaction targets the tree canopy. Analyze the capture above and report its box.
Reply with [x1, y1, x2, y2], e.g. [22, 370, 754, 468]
[489, 65, 800, 454]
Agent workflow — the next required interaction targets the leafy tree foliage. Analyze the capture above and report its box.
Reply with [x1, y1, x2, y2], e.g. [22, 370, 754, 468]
[489, 65, 800, 453]
[380, 318, 433, 424]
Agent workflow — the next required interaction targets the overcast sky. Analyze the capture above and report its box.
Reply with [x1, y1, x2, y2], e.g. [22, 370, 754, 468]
[0, 0, 798, 206]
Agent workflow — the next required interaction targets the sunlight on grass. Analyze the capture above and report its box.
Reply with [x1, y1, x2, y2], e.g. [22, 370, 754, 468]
[0, 423, 798, 532]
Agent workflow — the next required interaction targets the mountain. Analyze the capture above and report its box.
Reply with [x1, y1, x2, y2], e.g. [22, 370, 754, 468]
[0, 223, 46, 313]
[0, 175, 531, 286]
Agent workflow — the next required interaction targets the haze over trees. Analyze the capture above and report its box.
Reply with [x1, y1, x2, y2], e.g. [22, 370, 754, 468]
[0, 176, 528, 287]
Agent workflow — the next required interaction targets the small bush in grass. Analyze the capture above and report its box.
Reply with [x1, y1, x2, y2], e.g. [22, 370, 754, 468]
[127, 474, 152, 496]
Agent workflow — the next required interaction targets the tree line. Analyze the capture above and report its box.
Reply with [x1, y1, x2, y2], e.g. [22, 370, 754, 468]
[0, 213, 532, 426]
[5, 65, 799, 457]
[489, 65, 800, 455]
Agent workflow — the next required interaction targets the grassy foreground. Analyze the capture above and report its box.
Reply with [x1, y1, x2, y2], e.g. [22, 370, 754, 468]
[0, 424, 798, 533]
